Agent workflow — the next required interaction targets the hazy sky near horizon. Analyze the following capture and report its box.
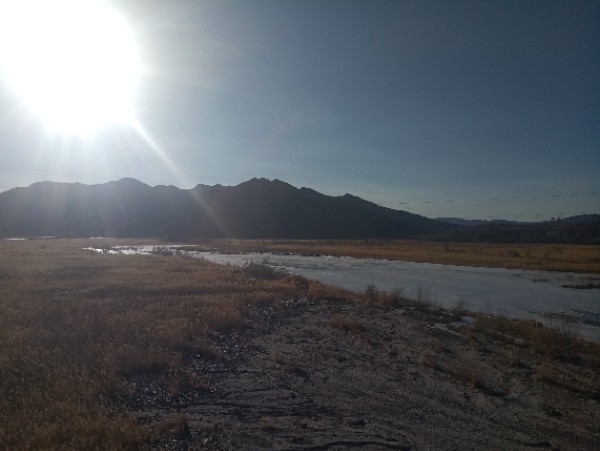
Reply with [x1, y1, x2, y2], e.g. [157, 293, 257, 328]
[0, 0, 598, 220]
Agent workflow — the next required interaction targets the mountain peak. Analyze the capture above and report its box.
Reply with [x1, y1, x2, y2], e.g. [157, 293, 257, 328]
[0, 178, 454, 239]
[113, 178, 149, 187]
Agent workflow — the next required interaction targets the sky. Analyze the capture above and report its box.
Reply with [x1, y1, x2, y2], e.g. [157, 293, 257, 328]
[0, 0, 598, 221]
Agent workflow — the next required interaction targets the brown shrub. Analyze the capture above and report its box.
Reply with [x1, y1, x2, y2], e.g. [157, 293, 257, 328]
[330, 313, 366, 335]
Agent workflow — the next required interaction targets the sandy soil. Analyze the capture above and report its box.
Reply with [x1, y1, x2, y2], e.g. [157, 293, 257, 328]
[132, 298, 600, 450]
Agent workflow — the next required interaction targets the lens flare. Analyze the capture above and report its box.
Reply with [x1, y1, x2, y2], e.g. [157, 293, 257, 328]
[0, 0, 141, 136]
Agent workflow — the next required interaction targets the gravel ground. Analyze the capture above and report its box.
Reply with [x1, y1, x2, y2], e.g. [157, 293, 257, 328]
[131, 298, 600, 450]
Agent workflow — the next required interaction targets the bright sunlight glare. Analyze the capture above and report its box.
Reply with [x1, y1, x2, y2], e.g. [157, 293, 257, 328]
[0, 0, 140, 136]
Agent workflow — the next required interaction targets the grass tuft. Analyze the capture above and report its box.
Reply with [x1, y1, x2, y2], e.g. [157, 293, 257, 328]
[470, 314, 593, 359]
[330, 313, 367, 336]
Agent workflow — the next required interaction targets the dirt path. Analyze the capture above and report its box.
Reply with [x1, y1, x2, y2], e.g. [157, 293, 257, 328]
[135, 298, 600, 450]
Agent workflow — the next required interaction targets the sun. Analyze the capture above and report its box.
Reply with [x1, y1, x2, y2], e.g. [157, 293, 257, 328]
[0, 0, 140, 136]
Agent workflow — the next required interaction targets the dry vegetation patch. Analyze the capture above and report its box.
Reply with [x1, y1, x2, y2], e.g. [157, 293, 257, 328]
[0, 239, 313, 449]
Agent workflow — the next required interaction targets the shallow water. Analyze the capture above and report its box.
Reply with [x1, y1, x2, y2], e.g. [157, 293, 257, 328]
[89, 245, 600, 341]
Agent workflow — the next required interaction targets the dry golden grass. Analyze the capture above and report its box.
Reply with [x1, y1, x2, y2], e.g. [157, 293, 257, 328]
[191, 239, 600, 273]
[0, 239, 313, 449]
[329, 313, 366, 334]
[1, 238, 597, 449]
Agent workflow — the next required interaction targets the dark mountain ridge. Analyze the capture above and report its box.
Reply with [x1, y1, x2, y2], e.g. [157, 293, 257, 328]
[437, 214, 600, 227]
[436, 214, 600, 244]
[444, 220, 600, 245]
[0, 178, 454, 239]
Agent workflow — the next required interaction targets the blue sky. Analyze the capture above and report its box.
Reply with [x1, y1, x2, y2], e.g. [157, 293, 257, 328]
[0, 0, 598, 220]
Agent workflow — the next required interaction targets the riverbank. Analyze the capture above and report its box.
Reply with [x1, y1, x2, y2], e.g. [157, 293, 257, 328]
[144, 296, 600, 450]
[1, 239, 599, 449]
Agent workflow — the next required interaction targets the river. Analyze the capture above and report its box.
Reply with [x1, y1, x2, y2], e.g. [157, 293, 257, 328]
[89, 245, 600, 341]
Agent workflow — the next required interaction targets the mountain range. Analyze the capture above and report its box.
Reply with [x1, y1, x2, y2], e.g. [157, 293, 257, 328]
[0, 178, 454, 239]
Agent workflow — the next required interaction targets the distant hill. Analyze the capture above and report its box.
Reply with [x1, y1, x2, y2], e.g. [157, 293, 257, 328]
[436, 218, 528, 227]
[437, 214, 600, 227]
[435, 215, 600, 244]
[558, 214, 600, 225]
[443, 220, 600, 245]
[0, 178, 455, 239]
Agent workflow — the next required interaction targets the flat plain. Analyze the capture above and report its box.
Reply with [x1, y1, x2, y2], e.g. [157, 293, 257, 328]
[0, 239, 599, 450]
